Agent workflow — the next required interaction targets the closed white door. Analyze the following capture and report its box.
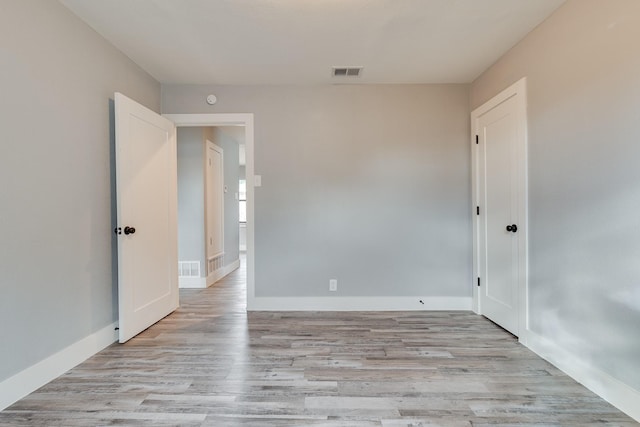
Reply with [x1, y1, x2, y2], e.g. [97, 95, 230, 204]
[114, 92, 178, 343]
[206, 141, 224, 266]
[473, 80, 527, 337]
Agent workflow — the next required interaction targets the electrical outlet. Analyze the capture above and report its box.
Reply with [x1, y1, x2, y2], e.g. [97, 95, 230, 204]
[329, 279, 337, 292]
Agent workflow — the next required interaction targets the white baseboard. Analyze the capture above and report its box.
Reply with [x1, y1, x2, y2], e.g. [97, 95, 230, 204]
[523, 330, 640, 422]
[178, 276, 207, 289]
[247, 296, 472, 311]
[206, 259, 241, 287]
[0, 322, 118, 411]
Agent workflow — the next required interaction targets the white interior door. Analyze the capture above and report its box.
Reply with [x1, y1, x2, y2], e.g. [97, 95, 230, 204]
[205, 140, 224, 269]
[473, 79, 527, 337]
[478, 96, 519, 334]
[115, 92, 178, 343]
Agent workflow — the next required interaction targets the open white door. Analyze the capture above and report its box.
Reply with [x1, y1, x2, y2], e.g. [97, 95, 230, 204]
[114, 92, 178, 343]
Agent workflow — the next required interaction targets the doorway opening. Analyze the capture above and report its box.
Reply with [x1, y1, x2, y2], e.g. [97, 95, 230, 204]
[166, 113, 255, 311]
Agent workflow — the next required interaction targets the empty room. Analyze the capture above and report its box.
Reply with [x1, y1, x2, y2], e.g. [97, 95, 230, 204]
[1, 0, 639, 425]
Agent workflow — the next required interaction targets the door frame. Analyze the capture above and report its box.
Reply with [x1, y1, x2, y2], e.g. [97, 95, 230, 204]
[471, 77, 529, 341]
[164, 113, 255, 310]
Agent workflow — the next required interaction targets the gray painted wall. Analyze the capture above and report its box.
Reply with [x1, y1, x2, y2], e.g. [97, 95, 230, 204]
[0, 1, 160, 381]
[177, 127, 206, 275]
[162, 85, 471, 298]
[471, 0, 640, 391]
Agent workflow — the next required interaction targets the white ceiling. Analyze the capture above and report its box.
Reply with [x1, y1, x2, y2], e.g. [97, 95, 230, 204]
[59, 0, 565, 85]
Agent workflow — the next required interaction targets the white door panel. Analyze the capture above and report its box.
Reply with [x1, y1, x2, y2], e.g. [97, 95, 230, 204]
[206, 141, 224, 263]
[476, 89, 525, 337]
[485, 101, 517, 310]
[115, 92, 178, 343]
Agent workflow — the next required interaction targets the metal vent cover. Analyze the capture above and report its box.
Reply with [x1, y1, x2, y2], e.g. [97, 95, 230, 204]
[332, 66, 363, 77]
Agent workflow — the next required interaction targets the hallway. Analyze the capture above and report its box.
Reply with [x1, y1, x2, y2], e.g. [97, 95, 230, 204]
[0, 259, 635, 426]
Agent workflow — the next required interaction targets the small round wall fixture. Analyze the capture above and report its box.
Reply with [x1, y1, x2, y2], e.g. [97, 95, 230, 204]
[206, 94, 217, 105]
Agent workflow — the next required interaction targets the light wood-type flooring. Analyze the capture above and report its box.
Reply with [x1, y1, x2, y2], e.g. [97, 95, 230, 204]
[1, 257, 637, 426]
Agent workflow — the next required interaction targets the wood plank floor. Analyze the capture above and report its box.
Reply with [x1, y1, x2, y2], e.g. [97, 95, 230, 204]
[1, 257, 636, 426]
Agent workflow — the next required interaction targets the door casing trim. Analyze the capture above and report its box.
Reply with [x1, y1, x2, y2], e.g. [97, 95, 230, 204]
[163, 113, 255, 310]
[470, 77, 529, 342]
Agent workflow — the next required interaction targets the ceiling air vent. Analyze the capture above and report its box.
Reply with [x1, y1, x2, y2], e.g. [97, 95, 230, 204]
[332, 66, 363, 78]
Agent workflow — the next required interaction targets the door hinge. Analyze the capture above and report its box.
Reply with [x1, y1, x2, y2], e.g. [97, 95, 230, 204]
[476, 206, 480, 215]
[475, 135, 479, 145]
[477, 277, 481, 287]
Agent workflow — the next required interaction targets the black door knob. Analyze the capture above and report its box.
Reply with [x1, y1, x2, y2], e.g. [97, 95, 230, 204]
[506, 224, 518, 233]
[124, 226, 136, 235]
